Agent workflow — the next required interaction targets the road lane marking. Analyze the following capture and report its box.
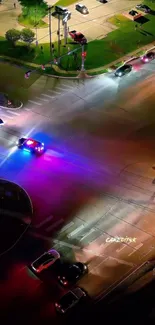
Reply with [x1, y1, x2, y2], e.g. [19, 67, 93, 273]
[128, 243, 143, 256]
[110, 257, 135, 267]
[46, 218, 64, 232]
[41, 93, 54, 99]
[48, 89, 61, 95]
[7, 110, 20, 116]
[67, 224, 85, 238]
[28, 100, 42, 106]
[35, 215, 54, 228]
[59, 221, 74, 233]
[80, 229, 95, 241]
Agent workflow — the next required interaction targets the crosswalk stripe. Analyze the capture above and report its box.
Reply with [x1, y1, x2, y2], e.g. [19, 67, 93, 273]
[60, 83, 74, 89]
[28, 100, 42, 106]
[0, 113, 13, 119]
[41, 94, 54, 99]
[47, 89, 61, 95]
[36, 96, 49, 102]
[7, 110, 20, 116]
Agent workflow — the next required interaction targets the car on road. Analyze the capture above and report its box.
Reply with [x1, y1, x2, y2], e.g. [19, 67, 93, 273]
[115, 64, 132, 77]
[0, 118, 4, 125]
[136, 4, 151, 13]
[69, 30, 87, 44]
[75, 4, 89, 14]
[31, 249, 60, 273]
[57, 261, 88, 286]
[129, 10, 139, 16]
[55, 287, 86, 314]
[141, 51, 155, 63]
[17, 137, 45, 155]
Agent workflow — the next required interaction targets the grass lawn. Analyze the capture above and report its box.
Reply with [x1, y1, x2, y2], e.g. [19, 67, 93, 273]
[0, 60, 40, 102]
[54, 0, 77, 7]
[1, 0, 155, 72]
[18, 14, 48, 28]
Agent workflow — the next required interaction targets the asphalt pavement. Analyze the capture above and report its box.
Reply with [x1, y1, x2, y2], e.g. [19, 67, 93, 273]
[1, 57, 155, 322]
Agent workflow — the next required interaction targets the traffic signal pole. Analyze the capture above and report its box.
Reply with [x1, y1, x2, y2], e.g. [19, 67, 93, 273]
[81, 44, 85, 71]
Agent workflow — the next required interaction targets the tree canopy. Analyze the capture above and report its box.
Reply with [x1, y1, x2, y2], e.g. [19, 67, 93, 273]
[21, 28, 35, 45]
[5, 29, 21, 45]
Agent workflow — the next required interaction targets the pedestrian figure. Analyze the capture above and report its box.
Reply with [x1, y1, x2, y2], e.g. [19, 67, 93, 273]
[14, 2, 16, 8]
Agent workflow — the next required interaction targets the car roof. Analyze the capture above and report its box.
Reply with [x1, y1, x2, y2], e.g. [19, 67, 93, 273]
[118, 64, 131, 71]
[77, 3, 85, 7]
[32, 252, 55, 268]
[26, 138, 40, 146]
[59, 292, 78, 308]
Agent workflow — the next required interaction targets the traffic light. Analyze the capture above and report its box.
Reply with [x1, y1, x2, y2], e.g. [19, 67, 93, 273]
[81, 51, 87, 58]
[41, 65, 45, 70]
[25, 70, 31, 79]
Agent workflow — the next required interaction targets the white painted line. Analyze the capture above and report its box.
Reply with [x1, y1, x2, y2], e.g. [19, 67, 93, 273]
[41, 93, 54, 99]
[140, 246, 155, 259]
[128, 243, 143, 257]
[55, 86, 64, 91]
[25, 108, 30, 111]
[35, 215, 54, 229]
[110, 257, 134, 267]
[36, 96, 49, 102]
[28, 100, 42, 106]
[0, 114, 13, 119]
[80, 228, 95, 241]
[116, 244, 126, 253]
[90, 257, 109, 271]
[67, 224, 85, 238]
[60, 83, 74, 89]
[46, 218, 64, 232]
[7, 110, 20, 116]
[59, 221, 74, 233]
[48, 89, 61, 95]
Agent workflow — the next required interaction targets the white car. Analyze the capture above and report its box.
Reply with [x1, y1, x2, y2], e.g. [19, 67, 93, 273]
[31, 248, 60, 273]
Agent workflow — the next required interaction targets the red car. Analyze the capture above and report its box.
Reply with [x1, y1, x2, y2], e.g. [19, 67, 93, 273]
[69, 30, 87, 44]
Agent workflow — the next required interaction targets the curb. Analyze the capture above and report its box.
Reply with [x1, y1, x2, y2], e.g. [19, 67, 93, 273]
[0, 101, 23, 110]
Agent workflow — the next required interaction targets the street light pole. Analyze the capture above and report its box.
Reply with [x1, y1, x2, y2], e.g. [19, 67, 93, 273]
[58, 14, 61, 58]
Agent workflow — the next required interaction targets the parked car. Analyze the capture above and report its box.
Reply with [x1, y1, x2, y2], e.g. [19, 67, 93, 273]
[55, 287, 86, 314]
[69, 30, 87, 44]
[129, 10, 138, 16]
[141, 51, 155, 63]
[31, 249, 60, 273]
[136, 4, 151, 13]
[115, 64, 132, 77]
[57, 261, 88, 287]
[0, 118, 4, 125]
[75, 4, 89, 14]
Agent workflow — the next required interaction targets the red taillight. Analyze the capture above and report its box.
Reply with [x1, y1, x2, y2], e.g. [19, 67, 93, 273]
[64, 281, 68, 285]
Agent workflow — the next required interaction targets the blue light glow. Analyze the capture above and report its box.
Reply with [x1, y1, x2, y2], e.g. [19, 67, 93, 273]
[23, 148, 31, 153]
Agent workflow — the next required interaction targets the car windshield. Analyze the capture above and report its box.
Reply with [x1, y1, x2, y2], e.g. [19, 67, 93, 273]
[63, 265, 80, 280]
[119, 65, 130, 71]
[33, 253, 54, 268]
[60, 292, 77, 309]
[77, 34, 84, 38]
[147, 52, 153, 57]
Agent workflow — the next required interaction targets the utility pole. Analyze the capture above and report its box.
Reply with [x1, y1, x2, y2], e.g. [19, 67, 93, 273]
[35, 7, 38, 46]
[63, 21, 68, 46]
[48, 6, 53, 58]
[58, 14, 61, 58]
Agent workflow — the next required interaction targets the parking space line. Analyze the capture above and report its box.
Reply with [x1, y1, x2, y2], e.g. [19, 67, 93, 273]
[48, 89, 61, 95]
[80, 228, 95, 241]
[28, 100, 42, 106]
[46, 218, 64, 232]
[67, 224, 85, 238]
[59, 221, 74, 233]
[90, 257, 109, 271]
[128, 243, 143, 257]
[110, 257, 135, 267]
[41, 94, 54, 99]
[25, 108, 30, 111]
[35, 215, 54, 228]
[60, 83, 74, 89]
[55, 86, 65, 91]
[7, 110, 20, 116]
[116, 244, 126, 253]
